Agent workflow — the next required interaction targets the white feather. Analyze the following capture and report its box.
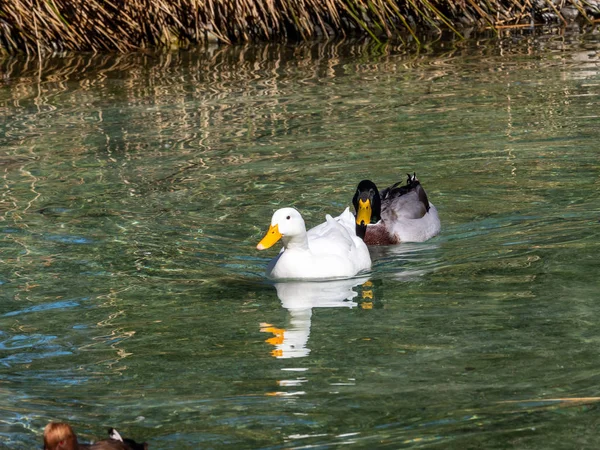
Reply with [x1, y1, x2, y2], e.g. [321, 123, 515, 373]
[261, 207, 371, 280]
[109, 428, 124, 442]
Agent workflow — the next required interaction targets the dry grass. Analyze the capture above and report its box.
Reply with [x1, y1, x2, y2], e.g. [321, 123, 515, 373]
[0, 0, 598, 53]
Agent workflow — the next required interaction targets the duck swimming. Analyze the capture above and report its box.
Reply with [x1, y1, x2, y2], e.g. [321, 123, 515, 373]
[43, 422, 148, 450]
[352, 173, 440, 245]
[256, 207, 371, 280]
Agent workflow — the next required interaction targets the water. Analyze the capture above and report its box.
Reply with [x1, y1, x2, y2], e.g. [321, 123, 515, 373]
[1, 32, 599, 448]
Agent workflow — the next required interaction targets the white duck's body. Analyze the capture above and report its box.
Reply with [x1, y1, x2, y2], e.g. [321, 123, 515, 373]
[257, 207, 371, 280]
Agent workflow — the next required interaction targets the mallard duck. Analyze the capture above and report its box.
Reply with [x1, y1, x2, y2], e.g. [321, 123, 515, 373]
[352, 173, 440, 245]
[256, 207, 371, 280]
[43, 422, 148, 450]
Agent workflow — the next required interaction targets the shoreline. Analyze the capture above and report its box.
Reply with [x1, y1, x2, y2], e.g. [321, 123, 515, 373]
[0, 0, 599, 55]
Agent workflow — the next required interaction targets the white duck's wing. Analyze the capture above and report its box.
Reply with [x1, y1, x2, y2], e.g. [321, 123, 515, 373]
[333, 207, 358, 235]
[307, 209, 371, 273]
[307, 207, 355, 238]
[308, 213, 354, 257]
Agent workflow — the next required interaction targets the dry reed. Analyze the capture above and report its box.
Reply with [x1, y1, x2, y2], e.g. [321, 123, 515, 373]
[0, 0, 599, 54]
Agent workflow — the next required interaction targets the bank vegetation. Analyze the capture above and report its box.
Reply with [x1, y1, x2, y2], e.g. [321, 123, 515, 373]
[0, 0, 599, 54]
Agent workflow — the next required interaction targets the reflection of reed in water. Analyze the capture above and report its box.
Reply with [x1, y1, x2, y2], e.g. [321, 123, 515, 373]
[1, 40, 596, 287]
[2, 37, 592, 219]
[77, 288, 138, 375]
[261, 277, 370, 359]
[2, 39, 592, 166]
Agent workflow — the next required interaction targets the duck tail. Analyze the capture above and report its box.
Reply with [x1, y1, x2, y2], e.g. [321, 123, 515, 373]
[108, 428, 124, 441]
[406, 172, 419, 185]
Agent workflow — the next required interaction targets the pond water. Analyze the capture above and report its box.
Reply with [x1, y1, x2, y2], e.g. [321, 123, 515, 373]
[1, 31, 599, 449]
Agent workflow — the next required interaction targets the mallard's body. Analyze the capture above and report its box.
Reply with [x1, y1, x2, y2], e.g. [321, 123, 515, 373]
[353, 174, 440, 245]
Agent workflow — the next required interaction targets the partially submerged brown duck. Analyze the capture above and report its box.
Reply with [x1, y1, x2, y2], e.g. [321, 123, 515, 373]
[43, 422, 148, 450]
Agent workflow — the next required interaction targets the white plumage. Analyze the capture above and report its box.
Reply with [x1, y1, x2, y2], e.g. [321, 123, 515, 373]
[257, 207, 371, 280]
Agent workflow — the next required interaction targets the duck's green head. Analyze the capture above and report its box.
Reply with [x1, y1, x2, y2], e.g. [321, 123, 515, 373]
[352, 180, 382, 231]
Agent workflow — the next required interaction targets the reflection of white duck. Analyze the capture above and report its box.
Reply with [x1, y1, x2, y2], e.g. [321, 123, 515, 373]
[256, 207, 371, 280]
[261, 278, 368, 359]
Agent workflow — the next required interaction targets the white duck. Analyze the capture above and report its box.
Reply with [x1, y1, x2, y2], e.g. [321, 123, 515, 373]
[256, 207, 371, 280]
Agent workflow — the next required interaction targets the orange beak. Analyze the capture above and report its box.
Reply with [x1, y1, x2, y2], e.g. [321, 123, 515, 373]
[257, 224, 282, 250]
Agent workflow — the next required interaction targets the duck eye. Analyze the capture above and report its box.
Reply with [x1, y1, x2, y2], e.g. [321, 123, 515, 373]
[286, 215, 291, 220]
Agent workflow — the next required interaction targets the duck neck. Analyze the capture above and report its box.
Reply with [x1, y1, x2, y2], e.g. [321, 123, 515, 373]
[356, 223, 367, 240]
[282, 233, 309, 250]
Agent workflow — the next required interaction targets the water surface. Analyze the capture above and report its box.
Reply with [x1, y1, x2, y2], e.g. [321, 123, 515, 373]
[1, 33, 599, 448]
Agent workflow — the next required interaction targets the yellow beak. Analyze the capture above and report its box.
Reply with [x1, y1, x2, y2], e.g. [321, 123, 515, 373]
[356, 199, 372, 226]
[257, 224, 282, 250]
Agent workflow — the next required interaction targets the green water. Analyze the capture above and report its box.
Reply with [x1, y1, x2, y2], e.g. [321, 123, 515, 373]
[1, 33, 599, 449]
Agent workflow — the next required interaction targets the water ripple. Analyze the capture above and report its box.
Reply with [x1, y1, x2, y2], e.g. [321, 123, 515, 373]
[3, 299, 84, 318]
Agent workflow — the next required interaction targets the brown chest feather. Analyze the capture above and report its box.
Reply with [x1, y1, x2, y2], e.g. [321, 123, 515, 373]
[363, 225, 399, 245]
